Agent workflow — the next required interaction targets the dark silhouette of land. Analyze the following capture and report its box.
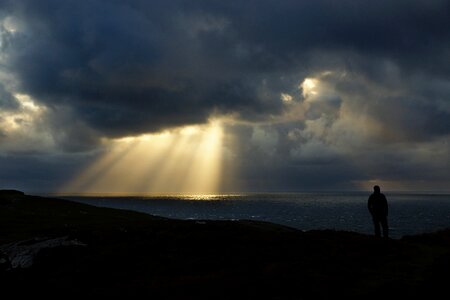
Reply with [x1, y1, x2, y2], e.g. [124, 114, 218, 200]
[1, 190, 449, 299]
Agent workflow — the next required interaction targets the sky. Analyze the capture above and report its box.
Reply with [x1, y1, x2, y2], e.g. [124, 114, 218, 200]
[0, 0, 449, 194]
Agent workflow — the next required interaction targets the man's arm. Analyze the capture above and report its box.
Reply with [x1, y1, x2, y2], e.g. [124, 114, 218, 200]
[368, 195, 373, 215]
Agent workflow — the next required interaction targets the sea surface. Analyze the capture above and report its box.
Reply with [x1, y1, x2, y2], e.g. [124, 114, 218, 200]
[55, 192, 450, 238]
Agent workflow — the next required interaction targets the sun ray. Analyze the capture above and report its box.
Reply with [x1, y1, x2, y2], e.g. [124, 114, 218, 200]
[62, 140, 139, 193]
[146, 133, 193, 193]
[62, 120, 227, 195]
[182, 121, 223, 194]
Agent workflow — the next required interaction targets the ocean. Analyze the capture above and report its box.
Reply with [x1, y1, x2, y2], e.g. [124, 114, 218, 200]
[56, 192, 450, 238]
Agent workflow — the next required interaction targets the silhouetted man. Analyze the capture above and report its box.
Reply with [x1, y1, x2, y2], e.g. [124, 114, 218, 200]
[368, 185, 389, 238]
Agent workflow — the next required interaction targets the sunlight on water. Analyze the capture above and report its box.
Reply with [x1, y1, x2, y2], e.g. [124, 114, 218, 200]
[171, 194, 241, 201]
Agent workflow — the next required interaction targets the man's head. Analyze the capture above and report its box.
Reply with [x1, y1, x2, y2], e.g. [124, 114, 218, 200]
[373, 185, 381, 193]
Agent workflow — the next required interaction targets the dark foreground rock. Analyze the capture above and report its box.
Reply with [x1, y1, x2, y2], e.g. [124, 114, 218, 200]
[1, 191, 449, 299]
[0, 189, 25, 205]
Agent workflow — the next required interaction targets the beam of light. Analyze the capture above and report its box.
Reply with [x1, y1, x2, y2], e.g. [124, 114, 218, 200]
[181, 121, 223, 194]
[61, 120, 226, 195]
[62, 139, 140, 193]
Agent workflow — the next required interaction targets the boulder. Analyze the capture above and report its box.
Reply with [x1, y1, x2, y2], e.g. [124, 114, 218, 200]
[0, 236, 87, 270]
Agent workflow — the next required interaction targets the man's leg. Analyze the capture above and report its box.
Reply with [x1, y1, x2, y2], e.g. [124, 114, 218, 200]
[381, 217, 389, 239]
[373, 218, 381, 237]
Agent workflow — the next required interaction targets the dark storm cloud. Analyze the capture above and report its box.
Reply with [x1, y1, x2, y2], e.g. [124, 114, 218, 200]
[222, 122, 360, 192]
[0, 82, 16, 109]
[1, 0, 449, 139]
[1, 0, 449, 191]
[0, 153, 90, 192]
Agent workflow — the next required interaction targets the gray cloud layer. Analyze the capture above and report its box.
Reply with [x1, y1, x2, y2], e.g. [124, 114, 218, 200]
[0, 0, 449, 191]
